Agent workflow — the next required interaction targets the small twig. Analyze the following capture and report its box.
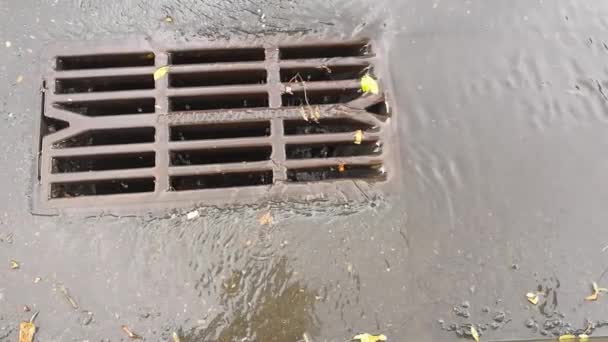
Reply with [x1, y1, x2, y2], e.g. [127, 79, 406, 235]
[60, 286, 78, 309]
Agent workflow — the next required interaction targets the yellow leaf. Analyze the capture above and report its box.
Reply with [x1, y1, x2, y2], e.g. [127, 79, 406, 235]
[471, 326, 480, 342]
[258, 212, 273, 225]
[585, 292, 598, 301]
[593, 282, 599, 293]
[579, 334, 590, 341]
[19, 321, 36, 342]
[558, 335, 576, 341]
[526, 292, 539, 305]
[154, 66, 169, 81]
[360, 74, 379, 94]
[16, 75, 23, 83]
[10, 260, 19, 269]
[354, 130, 363, 145]
[353, 333, 387, 342]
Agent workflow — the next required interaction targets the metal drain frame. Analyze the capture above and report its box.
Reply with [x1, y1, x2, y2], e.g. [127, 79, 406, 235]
[32, 37, 399, 214]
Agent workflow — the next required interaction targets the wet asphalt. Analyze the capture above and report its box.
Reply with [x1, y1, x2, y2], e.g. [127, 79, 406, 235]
[2, 0, 608, 341]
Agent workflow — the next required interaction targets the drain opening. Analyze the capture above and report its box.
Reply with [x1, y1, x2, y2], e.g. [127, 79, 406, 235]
[169, 48, 265, 65]
[42, 117, 69, 136]
[282, 89, 360, 107]
[54, 127, 155, 148]
[287, 164, 384, 183]
[55, 75, 155, 94]
[286, 141, 380, 159]
[170, 171, 273, 191]
[171, 146, 271, 166]
[51, 178, 155, 198]
[280, 65, 368, 82]
[284, 118, 376, 135]
[171, 121, 270, 141]
[170, 93, 269, 111]
[52, 152, 155, 173]
[56, 98, 155, 116]
[56, 52, 155, 70]
[170, 70, 267, 88]
[279, 42, 370, 60]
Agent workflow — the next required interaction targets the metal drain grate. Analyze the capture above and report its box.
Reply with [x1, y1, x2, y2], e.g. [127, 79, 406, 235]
[33, 38, 396, 213]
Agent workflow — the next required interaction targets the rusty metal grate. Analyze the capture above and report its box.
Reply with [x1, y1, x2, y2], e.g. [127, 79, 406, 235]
[32, 38, 397, 214]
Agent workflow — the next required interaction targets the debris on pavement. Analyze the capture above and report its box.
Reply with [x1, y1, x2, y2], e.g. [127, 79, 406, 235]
[23, 305, 30, 312]
[164, 15, 173, 23]
[353, 333, 387, 342]
[338, 163, 346, 172]
[186, 210, 199, 220]
[172, 331, 181, 342]
[471, 325, 480, 342]
[15, 75, 23, 84]
[526, 292, 539, 305]
[121, 325, 142, 339]
[33, 277, 41, 284]
[154, 66, 169, 81]
[60, 286, 78, 309]
[10, 260, 20, 269]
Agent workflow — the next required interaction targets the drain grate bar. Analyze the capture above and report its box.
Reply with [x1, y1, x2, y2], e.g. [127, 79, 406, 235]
[34, 38, 396, 213]
[49, 143, 156, 157]
[168, 161, 274, 176]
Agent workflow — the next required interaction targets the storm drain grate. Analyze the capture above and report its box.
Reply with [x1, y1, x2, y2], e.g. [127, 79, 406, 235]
[33, 38, 396, 213]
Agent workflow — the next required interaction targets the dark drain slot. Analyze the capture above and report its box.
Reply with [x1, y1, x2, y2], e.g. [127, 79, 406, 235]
[281, 65, 368, 82]
[279, 42, 370, 60]
[52, 152, 155, 173]
[287, 165, 384, 183]
[56, 98, 155, 116]
[286, 141, 379, 160]
[56, 53, 155, 70]
[55, 75, 155, 94]
[284, 118, 375, 135]
[282, 89, 360, 107]
[170, 93, 269, 111]
[170, 48, 265, 64]
[51, 178, 155, 198]
[170, 171, 273, 191]
[171, 146, 271, 166]
[171, 121, 270, 141]
[170, 70, 267, 88]
[54, 127, 155, 148]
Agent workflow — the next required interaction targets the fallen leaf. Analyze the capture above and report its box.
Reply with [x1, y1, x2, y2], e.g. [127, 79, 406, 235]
[16, 75, 23, 83]
[353, 333, 387, 342]
[579, 334, 590, 341]
[19, 321, 36, 342]
[471, 325, 480, 342]
[164, 15, 174, 23]
[338, 164, 345, 172]
[354, 130, 363, 145]
[585, 282, 607, 301]
[10, 260, 19, 269]
[154, 66, 169, 81]
[526, 292, 539, 305]
[259, 212, 273, 225]
[33, 277, 41, 283]
[360, 74, 380, 94]
[172, 331, 181, 342]
[121, 325, 142, 339]
[558, 335, 576, 341]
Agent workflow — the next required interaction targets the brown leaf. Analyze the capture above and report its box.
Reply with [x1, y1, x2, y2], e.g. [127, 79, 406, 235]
[121, 325, 142, 339]
[19, 321, 36, 342]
